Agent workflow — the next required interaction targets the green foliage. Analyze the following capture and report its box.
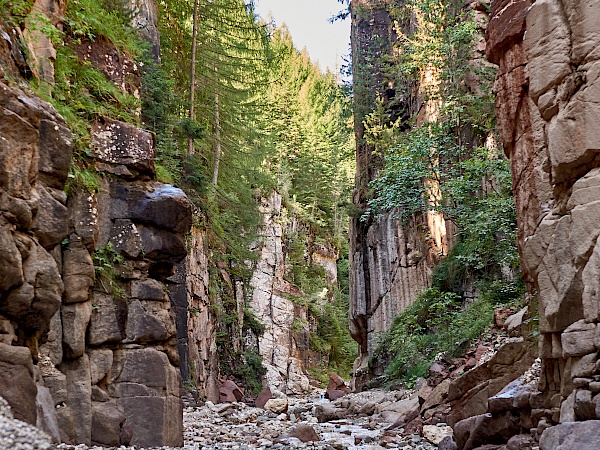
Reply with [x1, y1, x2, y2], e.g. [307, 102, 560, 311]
[63, 0, 145, 57]
[233, 350, 267, 395]
[265, 27, 355, 239]
[243, 307, 266, 336]
[0, 0, 33, 26]
[24, 0, 143, 156]
[376, 287, 494, 382]
[92, 243, 125, 299]
[364, 0, 516, 284]
[375, 254, 525, 384]
[367, 124, 518, 276]
[49, 45, 139, 147]
[64, 165, 101, 195]
[364, 0, 524, 385]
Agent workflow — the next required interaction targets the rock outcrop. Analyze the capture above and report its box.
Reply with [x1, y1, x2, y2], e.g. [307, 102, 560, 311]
[0, 0, 193, 446]
[0, 71, 71, 427]
[249, 193, 311, 395]
[348, 0, 447, 391]
[174, 228, 220, 403]
[485, 0, 600, 445]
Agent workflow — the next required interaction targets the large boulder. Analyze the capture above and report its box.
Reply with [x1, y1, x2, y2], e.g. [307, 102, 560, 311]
[255, 387, 272, 409]
[91, 118, 155, 176]
[264, 398, 288, 414]
[540, 421, 600, 450]
[454, 412, 520, 450]
[113, 348, 183, 447]
[446, 338, 535, 426]
[109, 182, 192, 234]
[91, 401, 126, 447]
[219, 379, 244, 403]
[0, 344, 36, 424]
[327, 373, 348, 395]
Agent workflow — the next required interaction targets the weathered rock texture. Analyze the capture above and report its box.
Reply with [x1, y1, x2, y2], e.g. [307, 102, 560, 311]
[0, 0, 192, 446]
[249, 193, 311, 395]
[348, 0, 445, 391]
[0, 61, 71, 427]
[349, 0, 484, 390]
[172, 228, 220, 403]
[487, 0, 600, 442]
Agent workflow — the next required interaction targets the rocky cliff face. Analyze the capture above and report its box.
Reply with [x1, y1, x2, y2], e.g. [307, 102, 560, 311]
[348, 0, 463, 390]
[249, 193, 311, 395]
[488, 0, 600, 431]
[174, 228, 220, 403]
[0, 0, 192, 446]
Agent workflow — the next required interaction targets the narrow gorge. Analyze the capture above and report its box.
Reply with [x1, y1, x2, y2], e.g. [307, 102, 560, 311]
[1, 0, 600, 449]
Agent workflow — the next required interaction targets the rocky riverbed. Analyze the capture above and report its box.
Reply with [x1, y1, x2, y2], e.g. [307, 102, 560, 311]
[0, 390, 447, 450]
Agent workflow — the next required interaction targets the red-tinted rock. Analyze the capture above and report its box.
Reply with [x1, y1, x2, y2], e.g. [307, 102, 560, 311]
[540, 421, 600, 450]
[403, 417, 423, 436]
[286, 424, 321, 442]
[219, 379, 244, 403]
[325, 389, 346, 401]
[255, 387, 272, 409]
[485, 0, 532, 64]
[327, 373, 348, 394]
[428, 362, 446, 376]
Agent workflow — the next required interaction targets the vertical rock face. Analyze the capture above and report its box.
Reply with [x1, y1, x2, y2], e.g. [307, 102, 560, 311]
[250, 193, 311, 395]
[488, 0, 600, 428]
[174, 228, 220, 403]
[348, 0, 451, 390]
[0, 73, 72, 424]
[39, 123, 191, 447]
[0, 0, 192, 446]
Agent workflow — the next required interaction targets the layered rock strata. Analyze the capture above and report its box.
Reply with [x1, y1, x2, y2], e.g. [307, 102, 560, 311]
[487, 0, 600, 441]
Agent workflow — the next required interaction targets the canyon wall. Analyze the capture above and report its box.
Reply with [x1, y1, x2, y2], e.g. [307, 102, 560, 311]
[249, 193, 311, 395]
[348, 0, 474, 389]
[249, 192, 343, 395]
[488, 0, 600, 430]
[0, 0, 192, 446]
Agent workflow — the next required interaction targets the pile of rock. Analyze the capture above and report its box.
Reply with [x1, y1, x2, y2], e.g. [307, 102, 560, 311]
[0, 396, 54, 450]
[179, 395, 439, 450]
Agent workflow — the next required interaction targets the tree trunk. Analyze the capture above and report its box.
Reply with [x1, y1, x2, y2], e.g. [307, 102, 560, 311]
[187, 0, 200, 156]
[212, 91, 221, 186]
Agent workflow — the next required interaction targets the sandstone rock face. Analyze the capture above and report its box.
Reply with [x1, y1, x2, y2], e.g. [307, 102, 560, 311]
[487, 0, 600, 440]
[349, 211, 436, 389]
[348, 0, 459, 390]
